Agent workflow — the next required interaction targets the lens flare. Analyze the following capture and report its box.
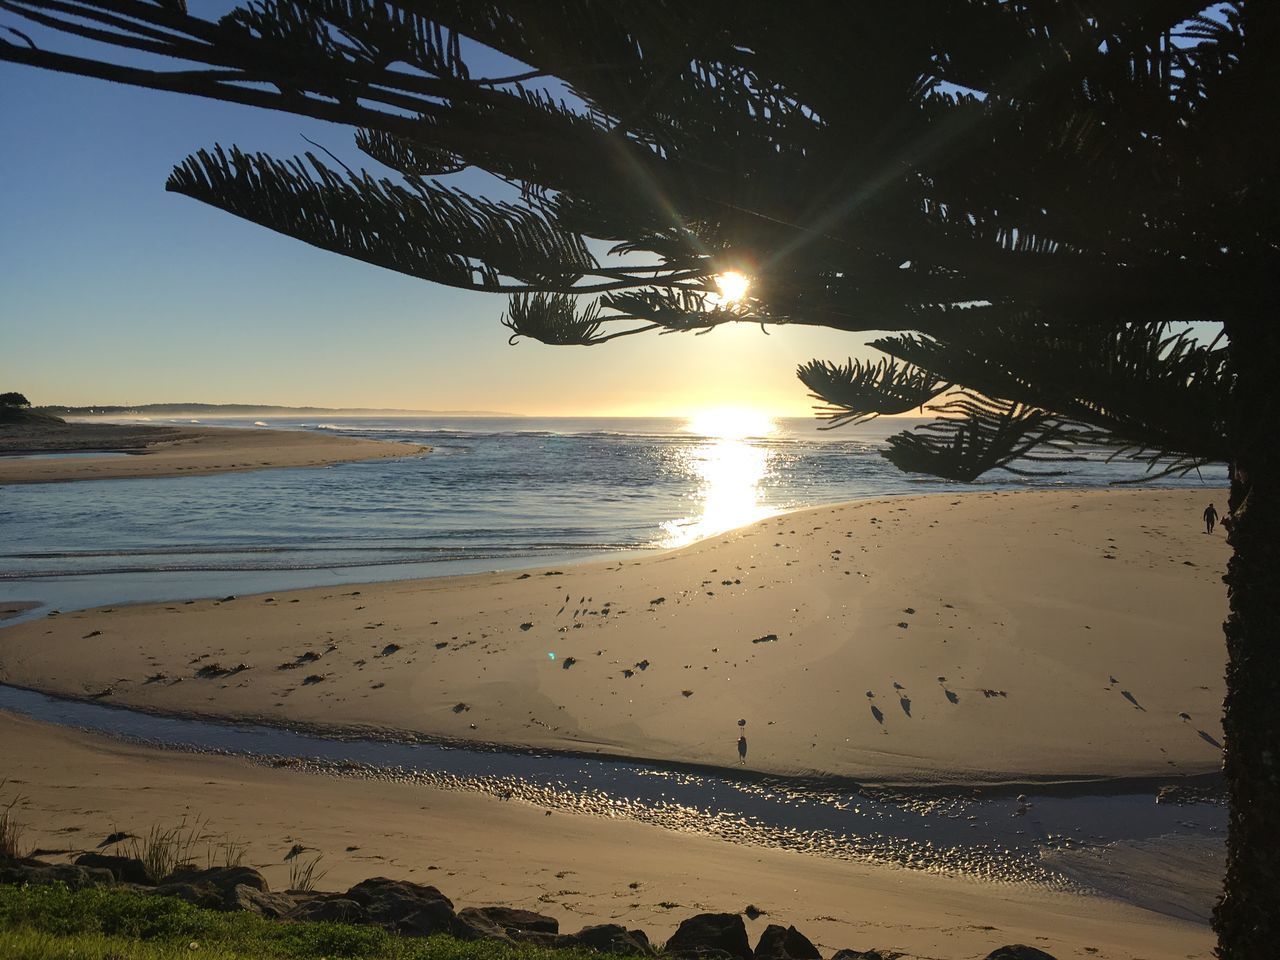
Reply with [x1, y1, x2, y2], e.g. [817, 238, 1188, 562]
[713, 271, 750, 304]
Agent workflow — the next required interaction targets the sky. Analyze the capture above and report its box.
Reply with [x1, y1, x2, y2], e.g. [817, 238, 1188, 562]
[0, 16, 884, 418]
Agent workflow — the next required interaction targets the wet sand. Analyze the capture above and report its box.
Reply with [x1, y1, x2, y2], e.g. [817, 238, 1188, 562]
[0, 488, 1230, 785]
[0, 601, 42, 622]
[0, 714, 1213, 960]
[0, 423, 426, 483]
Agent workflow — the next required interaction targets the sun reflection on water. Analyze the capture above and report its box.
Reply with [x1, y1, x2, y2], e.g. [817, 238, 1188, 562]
[661, 409, 779, 547]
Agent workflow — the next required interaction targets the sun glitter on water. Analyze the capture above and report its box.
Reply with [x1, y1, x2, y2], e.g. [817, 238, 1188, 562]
[661, 408, 780, 547]
[686, 407, 776, 441]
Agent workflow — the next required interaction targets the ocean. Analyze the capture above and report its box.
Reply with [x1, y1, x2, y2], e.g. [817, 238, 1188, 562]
[0, 415, 1226, 614]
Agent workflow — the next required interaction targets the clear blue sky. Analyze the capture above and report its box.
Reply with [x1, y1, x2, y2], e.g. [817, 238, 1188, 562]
[0, 21, 877, 416]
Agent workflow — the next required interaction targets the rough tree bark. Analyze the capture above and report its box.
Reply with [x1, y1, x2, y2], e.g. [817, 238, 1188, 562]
[1213, 317, 1280, 959]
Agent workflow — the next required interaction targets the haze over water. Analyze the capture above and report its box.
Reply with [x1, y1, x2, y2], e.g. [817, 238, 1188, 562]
[0, 415, 1224, 613]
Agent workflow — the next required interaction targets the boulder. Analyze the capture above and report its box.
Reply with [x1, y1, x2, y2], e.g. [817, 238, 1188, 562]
[289, 896, 367, 924]
[345, 876, 454, 909]
[227, 884, 297, 919]
[73, 853, 151, 885]
[152, 881, 224, 910]
[664, 913, 752, 960]
[152, 865, 273, 912]
[459, 905, 559, 939]
[572, 923, 654, 956]
[754, 924, 822, 960]
[984, 948, 1058, 960]
[164, 865, 270, 893]
[342, 877, 461, 936]
[0, 861, 114, 890]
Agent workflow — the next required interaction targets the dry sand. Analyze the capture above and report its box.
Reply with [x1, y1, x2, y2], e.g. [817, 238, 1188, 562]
[0, 424, 426, 483]
[0, 487, 1229, 785]
[0, 714, 1214, 960]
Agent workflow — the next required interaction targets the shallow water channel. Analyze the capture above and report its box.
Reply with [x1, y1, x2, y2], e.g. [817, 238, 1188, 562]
[0, 683, 1223, 921]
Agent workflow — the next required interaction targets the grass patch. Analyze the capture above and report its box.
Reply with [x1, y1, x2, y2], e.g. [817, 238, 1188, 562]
[288, 853, 328, 893]
[113, 816, 248, 883]
[0, 882, 601, 960]
[0, 783, 28, 860]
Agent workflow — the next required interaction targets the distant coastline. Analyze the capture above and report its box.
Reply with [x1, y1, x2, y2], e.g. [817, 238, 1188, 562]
[0, 421, 426, 483]
[37, 402, 520, 418]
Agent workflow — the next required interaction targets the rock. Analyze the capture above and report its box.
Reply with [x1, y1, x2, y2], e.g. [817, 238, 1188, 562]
[343, 877, 462, 936]
[459, 905, 559, 938]
[152, 881, 224, 910]
[345, 876, 453, 909]
[0, 861, 115, 890]
[73, 853, 151, 885]
[151, 866, 273, 912]
[228, 884, 296, 919]
[289, 896, 367, 924]
[984, 948, 1058, 960]
[572, 923, 654, 955]
[664, 913, 752, 960]
[754, 924, 821, 960]
[164, 865, 270, 894]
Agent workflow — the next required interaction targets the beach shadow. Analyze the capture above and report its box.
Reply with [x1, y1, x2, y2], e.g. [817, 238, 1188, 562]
[1120, 690, 1146, 711]
[870, 704, 885, 725]
[944, 688, 959, 705]
[1197, 729, 1223, 749]
[899, 696, 912, 718]
[737, 735, 748, 763]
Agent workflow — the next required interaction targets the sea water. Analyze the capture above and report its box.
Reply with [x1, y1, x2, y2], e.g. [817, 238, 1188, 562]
[0, 416, 1226, 613]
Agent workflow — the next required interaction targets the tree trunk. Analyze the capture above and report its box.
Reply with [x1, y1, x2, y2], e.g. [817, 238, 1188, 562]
[1212, 319, 1280, 958]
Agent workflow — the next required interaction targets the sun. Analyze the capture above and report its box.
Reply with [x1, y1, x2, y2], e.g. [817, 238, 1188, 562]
[686, 407, 777, 440]
[713, 270, 750, 305]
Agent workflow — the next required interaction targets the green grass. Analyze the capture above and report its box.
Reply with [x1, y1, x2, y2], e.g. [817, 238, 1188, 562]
[0, 883, 601, 960]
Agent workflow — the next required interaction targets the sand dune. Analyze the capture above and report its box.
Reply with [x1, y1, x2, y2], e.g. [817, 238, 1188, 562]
[0, 425, 426, 483]
[0, 487, 1229, 785]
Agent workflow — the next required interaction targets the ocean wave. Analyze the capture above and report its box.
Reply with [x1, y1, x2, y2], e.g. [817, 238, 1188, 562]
[3, 540, 632, 561]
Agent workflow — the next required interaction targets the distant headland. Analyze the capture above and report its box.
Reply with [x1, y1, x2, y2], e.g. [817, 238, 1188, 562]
[36, 403, 520, 418]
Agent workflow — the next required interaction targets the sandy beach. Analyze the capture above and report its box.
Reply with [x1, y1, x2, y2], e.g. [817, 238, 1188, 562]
[0, 422, 427, 483]
[0, 487, 1229, 786]
[0, 713, 1214, 960]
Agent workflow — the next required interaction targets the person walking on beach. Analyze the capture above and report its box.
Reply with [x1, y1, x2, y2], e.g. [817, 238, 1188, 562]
[1203, 502, 1219, 535]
